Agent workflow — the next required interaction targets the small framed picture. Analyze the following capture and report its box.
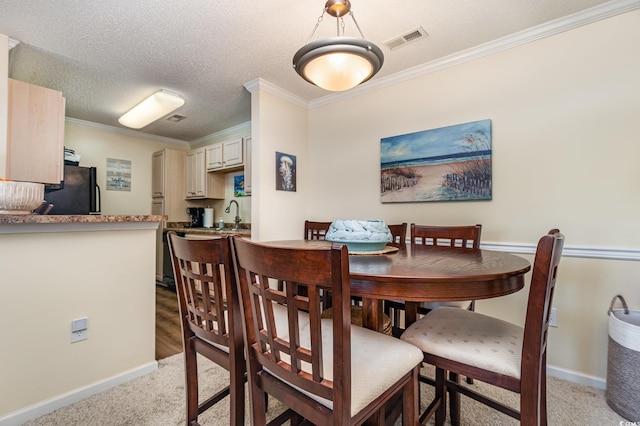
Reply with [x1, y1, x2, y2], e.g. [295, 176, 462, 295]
[106, 158, 132, 191]
[276, 152, 296, 192]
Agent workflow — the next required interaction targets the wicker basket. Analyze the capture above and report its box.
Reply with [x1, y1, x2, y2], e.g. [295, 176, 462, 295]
[606, 295, 640, 421]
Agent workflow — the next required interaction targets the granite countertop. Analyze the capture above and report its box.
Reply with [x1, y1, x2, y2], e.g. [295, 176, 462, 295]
[165, 222, 251, 236]
[0, 214, 165, 224]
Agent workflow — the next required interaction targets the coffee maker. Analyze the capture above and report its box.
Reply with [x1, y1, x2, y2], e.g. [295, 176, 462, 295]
[187, 207, 204, 227]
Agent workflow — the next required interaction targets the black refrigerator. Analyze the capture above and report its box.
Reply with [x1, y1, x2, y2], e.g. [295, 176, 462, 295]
[44, 165, 101, 215]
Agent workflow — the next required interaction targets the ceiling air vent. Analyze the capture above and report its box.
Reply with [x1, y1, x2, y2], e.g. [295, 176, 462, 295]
[383, 26, 429, 51]
[166, 114, 186, 122]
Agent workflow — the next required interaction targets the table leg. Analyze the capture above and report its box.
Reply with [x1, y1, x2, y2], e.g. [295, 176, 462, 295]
[362, 298, 383, 333]
[405, 301, 419, 328]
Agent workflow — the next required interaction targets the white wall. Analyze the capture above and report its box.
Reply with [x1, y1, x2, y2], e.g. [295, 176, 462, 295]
[0, 34, 9, 178]
[247, 81, 309, 241]
[65, 120, 253, 225]
[63, 121, 189, 215]
[0, 225, 157, 421]
[302, 10, 640, 383]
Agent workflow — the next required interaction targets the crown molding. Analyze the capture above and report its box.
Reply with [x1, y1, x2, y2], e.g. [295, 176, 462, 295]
[8, 37, 20, 49]
[308, 0, 640, 109]
[244, 78, 308, 108]
[190, 121, 252, 147]
[64, 117, 190, 147]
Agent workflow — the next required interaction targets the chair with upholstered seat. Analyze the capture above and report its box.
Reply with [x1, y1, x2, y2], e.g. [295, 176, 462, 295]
[386, 224, 482, 334]
[401, 229, 564, 425]
[231, 237, 423, 425]
[167, 232, 245, 426]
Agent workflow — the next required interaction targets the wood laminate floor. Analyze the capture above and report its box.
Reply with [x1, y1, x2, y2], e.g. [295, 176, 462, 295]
[155, 284, 183, 360]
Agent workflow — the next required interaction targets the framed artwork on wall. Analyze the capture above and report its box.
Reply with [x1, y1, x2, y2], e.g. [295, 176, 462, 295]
[276, 152, 296, 192]
[380, 119, 492, 203]
[106, 158, 132, 191]
[234, 174, 246, 197]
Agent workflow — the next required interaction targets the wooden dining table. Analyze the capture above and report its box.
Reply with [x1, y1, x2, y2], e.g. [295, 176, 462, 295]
[349, 242, 532, 332]
[266, 240, 532, 332]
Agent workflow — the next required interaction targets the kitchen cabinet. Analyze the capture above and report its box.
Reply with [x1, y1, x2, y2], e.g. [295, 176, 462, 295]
[244, 137, 252, 195]
[152, 148, 189, 282]
[205, 138, 243, 171]
[186, 147, 224, 199]
[5, 78, 65, 184]
[151, 149, 188, 221]
[151, 199, 165, 282]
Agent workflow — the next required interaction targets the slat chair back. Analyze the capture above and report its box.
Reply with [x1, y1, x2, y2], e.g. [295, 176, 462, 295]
[402, 224, 483, 322]
[167, 232, 245, 425]
[231, 237, 421, 425]
[410, 223, 482, 248]
[387, 223, 408, 247]
[402, 229, 565, 425]
[304, 220, 332, 240]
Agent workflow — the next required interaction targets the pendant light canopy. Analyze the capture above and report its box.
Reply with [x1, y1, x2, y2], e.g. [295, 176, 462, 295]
[293, 0, 384, 92]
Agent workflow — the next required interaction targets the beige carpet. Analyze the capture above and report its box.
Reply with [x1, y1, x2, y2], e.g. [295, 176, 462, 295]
[23, 353, 627, 425]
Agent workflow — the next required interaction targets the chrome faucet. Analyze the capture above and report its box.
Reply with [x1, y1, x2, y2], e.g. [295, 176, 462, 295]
[225, 200, 241, 230]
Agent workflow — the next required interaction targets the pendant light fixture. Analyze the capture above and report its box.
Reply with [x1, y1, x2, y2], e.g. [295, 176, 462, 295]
[293, 0, 384, 92]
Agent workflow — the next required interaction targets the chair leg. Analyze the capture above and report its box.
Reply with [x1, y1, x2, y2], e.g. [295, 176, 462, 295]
[448, 372, 461, 426]
[229, 354, 245, 425]
[541, 351, 548, 425]
[249, 380, 268, 426]
[434, 368, 447, 426]
[184, 339, 199, 426]
[403, 366, 419, 426]
[541, 366, 548, 425]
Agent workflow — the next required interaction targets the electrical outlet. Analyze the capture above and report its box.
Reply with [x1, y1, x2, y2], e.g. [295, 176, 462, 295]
[549, 308, 558, 327]
[71, 329, 87, 343]
[71, 317, 88, 343]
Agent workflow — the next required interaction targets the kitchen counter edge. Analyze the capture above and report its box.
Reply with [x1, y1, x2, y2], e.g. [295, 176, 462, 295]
[0, 214, 164, 234]
[164, 226, 251, 237]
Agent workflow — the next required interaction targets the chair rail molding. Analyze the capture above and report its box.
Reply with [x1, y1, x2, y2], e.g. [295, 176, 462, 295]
[480, 242, 640, 262]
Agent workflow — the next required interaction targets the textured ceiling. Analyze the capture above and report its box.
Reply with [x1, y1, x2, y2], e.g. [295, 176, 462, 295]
[0, 0, 630, 142]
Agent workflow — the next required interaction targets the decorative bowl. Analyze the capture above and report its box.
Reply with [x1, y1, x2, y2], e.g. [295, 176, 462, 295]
[326, 219, 392, 252]
[0, 181, 45, 214]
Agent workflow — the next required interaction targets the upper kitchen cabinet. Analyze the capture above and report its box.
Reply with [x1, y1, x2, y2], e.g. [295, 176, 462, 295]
[5, 79, 65, 184]
[151, 149, 188, 222]
[205, 138, 243, 171]
[186, 147, 224, 199]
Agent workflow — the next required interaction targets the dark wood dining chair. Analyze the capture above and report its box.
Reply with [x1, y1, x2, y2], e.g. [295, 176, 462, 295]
[387, 222, 408, 247]
[304, 220, 332, 240]
[401, 229, 565, 426]
[167, 232, 245, 426]
[386, 224, 482, 334]
[231, 237, 423, 426]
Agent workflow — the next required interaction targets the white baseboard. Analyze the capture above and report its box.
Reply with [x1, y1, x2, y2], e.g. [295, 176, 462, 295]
[548, 364, 606, 390]
[0, 361, 158, 426]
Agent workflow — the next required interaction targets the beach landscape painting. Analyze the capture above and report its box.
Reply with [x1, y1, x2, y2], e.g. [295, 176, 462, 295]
[381, 119, 492, 202]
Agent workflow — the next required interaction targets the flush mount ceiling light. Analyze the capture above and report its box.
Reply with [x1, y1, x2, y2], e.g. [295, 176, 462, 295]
[293, 0, 384, 92]
[118, 90, 185, 129]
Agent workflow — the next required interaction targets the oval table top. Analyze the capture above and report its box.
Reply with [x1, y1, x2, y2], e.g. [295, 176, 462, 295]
[257, 239, 532, 331]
